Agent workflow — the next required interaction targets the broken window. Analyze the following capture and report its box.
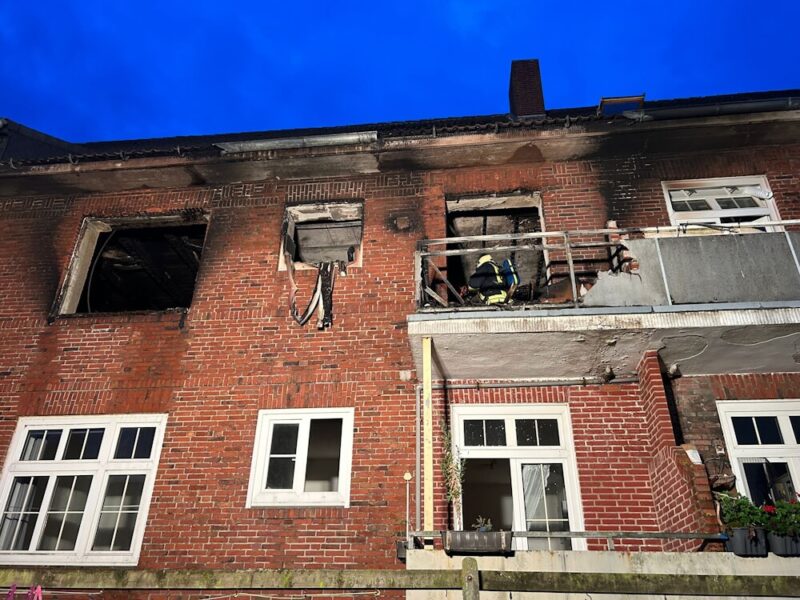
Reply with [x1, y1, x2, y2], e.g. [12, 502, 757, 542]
[452, 406, 584, 550]
[444, 193, 544, 304]
[248, 408, 355, 507]
[281, 202, 363, 270]
[54, 213, 208, 316]
[280, 202, 363, 329]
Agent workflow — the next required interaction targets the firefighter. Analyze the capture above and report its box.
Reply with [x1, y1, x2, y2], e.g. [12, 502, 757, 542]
[468, 254, 508, 304]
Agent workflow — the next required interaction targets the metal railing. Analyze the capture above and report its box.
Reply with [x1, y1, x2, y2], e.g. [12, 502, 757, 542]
[414, 220, 800, 310]
[410, 529, 727, 551]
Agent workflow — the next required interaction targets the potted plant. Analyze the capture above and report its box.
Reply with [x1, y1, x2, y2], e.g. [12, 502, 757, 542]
[765, 497, 800, 557]
[716, 493, 768, 557]
[441, 427, 465, 530]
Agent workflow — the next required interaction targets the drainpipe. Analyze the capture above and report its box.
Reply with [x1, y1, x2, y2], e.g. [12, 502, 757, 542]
[422, 337, 434, 541]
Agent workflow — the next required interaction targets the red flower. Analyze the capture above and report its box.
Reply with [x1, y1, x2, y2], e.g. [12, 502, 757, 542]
[762, 504, 777, 514]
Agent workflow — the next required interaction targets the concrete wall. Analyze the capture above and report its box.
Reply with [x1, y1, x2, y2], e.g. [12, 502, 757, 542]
[406, 549, 800, 600]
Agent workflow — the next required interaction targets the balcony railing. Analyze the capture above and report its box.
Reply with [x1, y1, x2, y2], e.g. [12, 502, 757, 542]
[414, 220, 800, 311]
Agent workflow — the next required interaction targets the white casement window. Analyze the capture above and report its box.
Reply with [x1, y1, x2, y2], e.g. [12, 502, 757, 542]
[247, 408, 354, 507]
[0, 414, 167, 566]
[717, 400, 800, 505]
[662, 176, 779, 230]
[451, 405, 584, 550]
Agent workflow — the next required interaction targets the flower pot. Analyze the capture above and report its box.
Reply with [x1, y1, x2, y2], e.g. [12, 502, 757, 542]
[726, 527, 767, 557]
[442, 530, 514, 555]
[768, 532, 800, 557]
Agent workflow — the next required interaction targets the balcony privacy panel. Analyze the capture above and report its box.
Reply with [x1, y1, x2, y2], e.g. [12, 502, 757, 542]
[582, 233, 800, 307]
[658, 233, 800, 304]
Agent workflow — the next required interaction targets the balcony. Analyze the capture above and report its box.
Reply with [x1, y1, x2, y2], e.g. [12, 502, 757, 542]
[408, 222, 800, 380]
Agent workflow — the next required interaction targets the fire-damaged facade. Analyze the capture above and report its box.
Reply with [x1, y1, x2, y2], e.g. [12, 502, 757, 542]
[0, 60, 799, 598]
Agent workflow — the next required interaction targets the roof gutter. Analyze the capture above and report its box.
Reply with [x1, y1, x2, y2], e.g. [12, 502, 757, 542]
[215, 131, 378, 153]
[623, 97, 800, 122]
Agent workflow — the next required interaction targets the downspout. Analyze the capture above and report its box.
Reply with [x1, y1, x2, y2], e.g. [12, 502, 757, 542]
[422, 337, 434, 541]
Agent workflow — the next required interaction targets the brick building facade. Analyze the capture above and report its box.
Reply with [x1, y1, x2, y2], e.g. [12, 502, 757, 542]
[0, 60, 798, 596]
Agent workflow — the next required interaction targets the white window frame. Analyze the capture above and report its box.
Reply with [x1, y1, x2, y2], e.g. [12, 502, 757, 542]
[247, 408, 355, 508]
[717, 399, 800, 502]
[661, 176, 780, 230]
[451, 404, 585, 551]
[0, 413, 167, 567]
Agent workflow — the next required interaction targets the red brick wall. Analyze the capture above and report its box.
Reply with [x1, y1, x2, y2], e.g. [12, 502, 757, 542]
[1, 140, 799, 571]
[637, 353, 717, 550]
[672, 373, 800, 462]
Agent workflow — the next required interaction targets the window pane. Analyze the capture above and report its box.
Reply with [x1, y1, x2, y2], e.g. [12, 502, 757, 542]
[671, 201, 692, 212]
[266, 458, 295, 489]
[64, 429, 87, 459]
[537, 420, 560, 446]
[134, 427, 156, 459]
[113, 511, 138, 551]
[64, 428, 103, 459]
[92, 475, 144, 552]
[0, 476, 48, 551]
[304, 419, 342, 493]
[83, 429, 104, 459]
[791, 416, 800, 443]
[716, 198, 736, 210]
[123, 475, 145, 510]
[732, 417, 758, 445]
[522, 463, 571, 550]
[116, 427, 156, 459]
[688, 199, 711, 211]
[92, 513, 116, 551]
[101, 475, 127, 510]
[516, 420, 538, 445]
[463, 420, 484, 446]
[755, 417, 783, 444]
[743, 461, 795, 505]
[270, 424, 299, 454]
[115, 428, 137, 459]
[484, 420, 506, 446]
[38, 475, 93, 552]
[733, 196, 758, 208]
[20, 430, 61, 461]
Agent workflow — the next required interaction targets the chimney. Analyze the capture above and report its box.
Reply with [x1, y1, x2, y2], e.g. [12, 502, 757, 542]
[509, 59, 545, 117]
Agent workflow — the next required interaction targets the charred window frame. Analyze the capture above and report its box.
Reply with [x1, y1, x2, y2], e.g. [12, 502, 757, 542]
[278, 202, 363, 271]
[445, 192, 546, 300]
[53, 212, 209, 316]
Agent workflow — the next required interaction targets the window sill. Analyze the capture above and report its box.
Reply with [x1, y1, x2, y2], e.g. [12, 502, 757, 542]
[0, 551, 140, 567]
[248, 496, 350, 509]
[48, 307, 189, 325]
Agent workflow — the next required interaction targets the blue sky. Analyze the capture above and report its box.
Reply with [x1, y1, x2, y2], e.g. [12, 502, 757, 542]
[1, 1, 799, 142]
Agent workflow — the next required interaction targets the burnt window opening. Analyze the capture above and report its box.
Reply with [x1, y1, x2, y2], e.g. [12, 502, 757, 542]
[281, 203, 363, 269]
[444, 194, 544, 302]
[56, 216, 208, 315]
